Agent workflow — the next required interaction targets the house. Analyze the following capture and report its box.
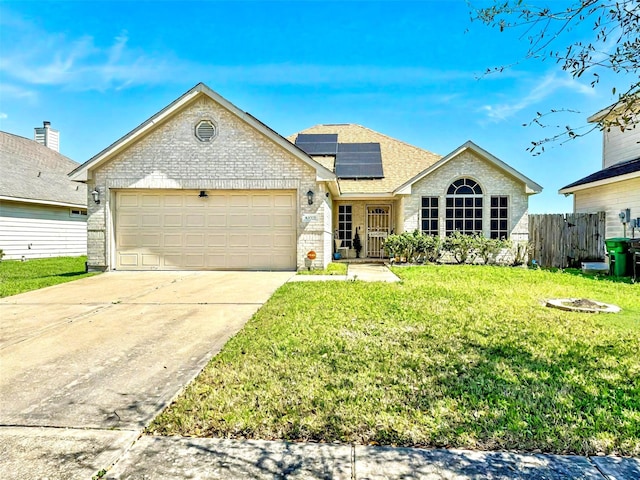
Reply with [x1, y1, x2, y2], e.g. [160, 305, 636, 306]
[69, 83, 541, 272]
[559, 103, 640, 238]
[0, 125, 87, 260]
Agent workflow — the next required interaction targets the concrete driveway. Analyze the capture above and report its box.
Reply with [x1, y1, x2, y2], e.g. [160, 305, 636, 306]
[0, 271, 292, 479]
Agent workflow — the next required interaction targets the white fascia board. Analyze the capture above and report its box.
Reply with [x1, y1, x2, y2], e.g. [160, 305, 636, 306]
[0, 195, 87, 209]
[335, 192, 396, 200]
[558, 171, 640, 194]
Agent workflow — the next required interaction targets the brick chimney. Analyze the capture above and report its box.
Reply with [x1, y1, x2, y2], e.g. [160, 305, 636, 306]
[34, 121, 60, 152]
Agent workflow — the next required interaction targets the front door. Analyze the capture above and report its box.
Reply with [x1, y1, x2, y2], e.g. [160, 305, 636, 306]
[366, 206, 391, 258]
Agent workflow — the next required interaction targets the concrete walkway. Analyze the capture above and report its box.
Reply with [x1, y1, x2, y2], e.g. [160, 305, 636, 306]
[106, 436, 639, 479]
[289, 263, 400, 283]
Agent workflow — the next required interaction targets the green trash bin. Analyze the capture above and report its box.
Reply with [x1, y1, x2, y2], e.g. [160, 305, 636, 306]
[605, 238, 630, 276]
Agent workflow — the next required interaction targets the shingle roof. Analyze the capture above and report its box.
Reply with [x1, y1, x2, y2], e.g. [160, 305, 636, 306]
[559, 157, 640, 192]
[0, 131, 86, 206]
[288, 124, 441, 194]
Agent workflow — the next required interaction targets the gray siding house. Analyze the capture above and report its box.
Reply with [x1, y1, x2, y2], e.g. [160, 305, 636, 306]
[0, 127, 87, 260]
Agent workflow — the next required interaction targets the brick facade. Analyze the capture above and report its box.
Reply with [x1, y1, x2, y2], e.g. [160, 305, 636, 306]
[403, 150, 530, 242]
[87, 96, 331, 271]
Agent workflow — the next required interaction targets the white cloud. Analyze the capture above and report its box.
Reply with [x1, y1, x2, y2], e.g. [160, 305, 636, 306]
[0, 11, 480, 92]
[480, 72, 595, 122]
[0, 112, 7, 120]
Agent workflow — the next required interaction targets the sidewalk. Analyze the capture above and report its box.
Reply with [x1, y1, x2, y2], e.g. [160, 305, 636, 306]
[289, 263, 401, 283]
[106, 436, 639, 479]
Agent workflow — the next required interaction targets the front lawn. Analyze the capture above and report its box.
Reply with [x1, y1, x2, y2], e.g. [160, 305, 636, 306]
[0, 256, 95, 298]
[297, 262, 348, 275]
[149, 265, 640, 456]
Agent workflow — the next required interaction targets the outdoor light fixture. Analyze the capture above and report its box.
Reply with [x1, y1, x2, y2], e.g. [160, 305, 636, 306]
[306, 190, 314, 205]
[199, 190, 208, 198]
[91, 189, 100, 204]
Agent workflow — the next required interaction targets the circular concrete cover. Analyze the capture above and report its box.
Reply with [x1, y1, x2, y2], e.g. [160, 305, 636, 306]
[546, 298, 621, 314]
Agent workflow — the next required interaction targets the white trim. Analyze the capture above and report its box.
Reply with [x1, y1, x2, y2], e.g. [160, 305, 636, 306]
[0, 195, 86, 209]
[335, 192, 396, 200]
[394, 141, 542, 196]
[558, 170, 640, 194]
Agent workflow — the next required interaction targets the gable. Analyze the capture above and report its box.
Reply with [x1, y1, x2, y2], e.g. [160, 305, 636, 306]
[396, 141, 542, 196]
[92, 95, 320, 184]
[409, 149, 527, 196]
[70, 83, 334, 184]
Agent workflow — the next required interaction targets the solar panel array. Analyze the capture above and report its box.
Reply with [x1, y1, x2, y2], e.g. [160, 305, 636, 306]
[294, 134, 384, 179]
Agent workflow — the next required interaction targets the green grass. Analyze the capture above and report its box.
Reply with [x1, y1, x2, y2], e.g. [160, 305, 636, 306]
[149, 265, 640, 455]
[297, 262, 348, 275]
[0, 256, 96, 298]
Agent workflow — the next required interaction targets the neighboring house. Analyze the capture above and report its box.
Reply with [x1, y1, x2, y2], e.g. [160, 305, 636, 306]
[0, 125, 87, 260]
[69, 83, 541, 272]
[559, 103, 640, 238]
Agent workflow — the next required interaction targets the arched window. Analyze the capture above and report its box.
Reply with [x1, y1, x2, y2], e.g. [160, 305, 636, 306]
[445, 178, 483, 236]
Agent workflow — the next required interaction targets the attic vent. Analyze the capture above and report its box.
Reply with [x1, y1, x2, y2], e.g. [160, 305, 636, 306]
[195, 120, 217, 142]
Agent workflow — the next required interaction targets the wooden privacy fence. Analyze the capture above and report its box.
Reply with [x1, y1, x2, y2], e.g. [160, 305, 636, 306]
[529, 212, 606, 268]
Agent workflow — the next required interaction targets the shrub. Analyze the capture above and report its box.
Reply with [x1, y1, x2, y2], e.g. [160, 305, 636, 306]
[0, 249, 4, 262]
[441, 231, 481, 264]
[478, 237, 512, 265]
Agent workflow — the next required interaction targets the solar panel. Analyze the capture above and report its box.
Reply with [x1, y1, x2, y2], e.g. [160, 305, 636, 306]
[295, 133, 338, 155]
[296, 134, 338, 143]
[337, 143, 381, 153]
[335, 143, 384, 179]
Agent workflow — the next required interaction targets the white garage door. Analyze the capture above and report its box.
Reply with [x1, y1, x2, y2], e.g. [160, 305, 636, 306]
[115, 190, 297, 270]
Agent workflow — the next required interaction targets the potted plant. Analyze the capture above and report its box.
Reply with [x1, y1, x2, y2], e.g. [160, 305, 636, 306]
[353, 229, 362, 258]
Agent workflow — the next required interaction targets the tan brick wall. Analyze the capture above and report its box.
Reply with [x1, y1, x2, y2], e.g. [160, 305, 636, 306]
[87, 96, 330, 270]
[403, 150, 531, 241]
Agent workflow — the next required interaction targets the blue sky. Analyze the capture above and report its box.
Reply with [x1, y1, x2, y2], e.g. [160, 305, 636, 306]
[0, 1, 628, 213]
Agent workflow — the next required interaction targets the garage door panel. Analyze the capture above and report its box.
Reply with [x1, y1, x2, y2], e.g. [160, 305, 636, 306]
[185, 214, 205, 227]
[118, 234, 139, 248]
[162, 253, 182, 267]
[142, 214, 161, 227]
[164, 214, 183, 227]
[207, 233, 227, 247]
[164, 196, 184, 207]
[141, 254, 160, 267]
[206, 253, 227, 268]
[164, 233, 182, 247]
[274, 194, 294, 207]
[118, 253, 139, 267]
[116, 190, 296, 270]
[228, 214, 249, 227]
[141, 233, 161, 247]
[207, 214, 226, 227]
[274, 233, 295, 248]
[230, 195, 250, 207]
[229, 233, 250, 248]
[251, 215, 270, 228]
[273, 214, 294, 228]
[118, 194, 139, 208]
[141, 195, 161, 207]
[185, 233, 205, 247]
[251, 195, 271, 208]
[184, 254, 206, 268]
[118, 214, 139, 228]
